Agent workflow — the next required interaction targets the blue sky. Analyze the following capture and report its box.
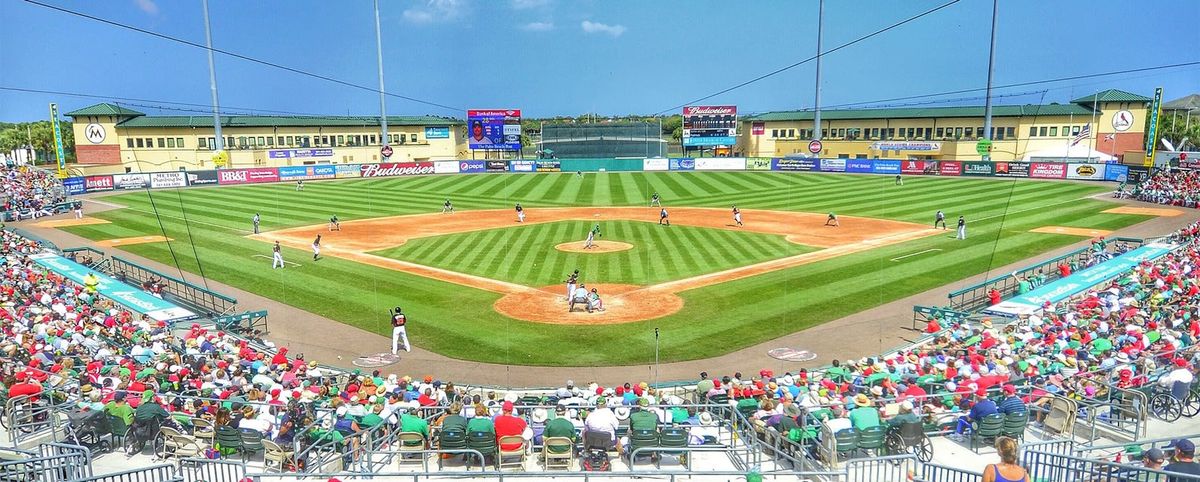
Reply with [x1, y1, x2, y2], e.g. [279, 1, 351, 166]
[1, 0, 1197, 121]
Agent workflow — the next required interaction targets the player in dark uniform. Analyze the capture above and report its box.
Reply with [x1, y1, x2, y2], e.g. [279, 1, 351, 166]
[659, 208, 670, 226]
[894, 174, 903, 185]
[329, 215, 340, 231]
[312, 234, 321, 260]
[515, 203, 525, 223]
[825, 212, 839, 227]
[390, 306, 409, 354]
[732, 205, 743, 226]
[443, 199, 454, 214]
[650, 192, 661, 207]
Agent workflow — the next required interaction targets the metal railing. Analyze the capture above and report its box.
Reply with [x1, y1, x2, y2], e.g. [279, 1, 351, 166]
[109, 255, 237, 318]
[1023, 447, 1200, 482]
[66, 464, 183, 482]
[846, 454, 918, 482]
[179, 457, 247, 482]
[915, 462, 982, 482]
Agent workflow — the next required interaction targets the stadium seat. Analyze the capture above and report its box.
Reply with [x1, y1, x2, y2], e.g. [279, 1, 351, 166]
[159, 426, 205, 460]
[970, 414, 1005, 452]
[1002, 411, 1029, 442]
[239, 429, 265, 460]
[497, 435, 527, 471]
[190, 417, 214, 445]
[467, 431, 498, 469]
[436, 430, 469, 470]
[657, 427, 690, 469]
[627, 429, 659, 466]
[262, 439, 295, 473]
[855, 426, 886, 457]
[396, 432, 428, 469]
[542, 436, 574, 470]
[214, 426, 243, 460]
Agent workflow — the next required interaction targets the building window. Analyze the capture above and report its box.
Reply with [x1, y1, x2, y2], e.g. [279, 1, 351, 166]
[1071, 126, 1080, 136]
[249, 137, 258, 147]
[954, 127, 963, 138]
[370, 135, 377, 145]
[125, 138, 133, 148]
[337, 135, 345, 146]
[994, 128, 1004, 140]
[935, 127, 944, 139]
[167, 138, 175, 148]
[266, 137, 273, 146]
[197, 137, 206, 149]
[1049, 127, 1058, 137]
[1038, 127, 1047, 137]
[238, 136, 247, 147]
[771, 129, 778, 138]
[257, 136, 265, 146]
[1005, 127, 1014, 138]
[410, 133, 417, 143]
[975, 127, 984, 138]
[208, 137, 216, 149]
[276, 136, 284, 145]
[1062, 126, 1070, 136]
[1028, 127, 1037, 137]
[286, 136, 294, 145]
[176, 138, 184, 148]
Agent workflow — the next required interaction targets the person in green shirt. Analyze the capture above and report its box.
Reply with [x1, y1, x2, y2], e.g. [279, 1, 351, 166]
[438, 402, 469, 434]
[885, 402, 920, 429]
[628, 398, 659, 432]
[848, 394, 881, 431]
[359, 404, 385, 430]
[543, 406, 577, 454]
[133, 391, 169, 423]
[104, 392, 134, 426]
[399, 412, 429, 447]
[466, 403, 495, 435]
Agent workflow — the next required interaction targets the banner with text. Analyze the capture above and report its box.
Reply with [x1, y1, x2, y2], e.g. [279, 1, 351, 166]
[458, 160, 486, 173]
[846, 160, 874, 173]
[819, 159, 846, 172]
[486, 161, 508, 172]
[695, 157, 745, 171]
[773, 158, 817, 171]
[1104, 164, 1129, 182]
[992, 162, 1030, 178]
[335, 164, 361, 179]
[873, 160, 901, 174]
[1029, 162, 1067, 179]
[643, 157, 669, 171]
[278, 165, 336, 180]
[63, 177, 86, 195]
[186, 170, 219, 185]
[218, 167, 280, 185]
[433, 161, 460, 174]
[113, 173, 151, 190]
[1066, 163, 1105, 181]
[962, 161, 994, 176]
[150, 172, 188, 188]
[536, 160, 561, 172]
[30, 252, 196, 322]
[360, 162, 435, 178]
[669, 158, 695, 171]
[509, 160, 536, 172]
[939, 161, 962, 176]
[85, 175, 114, 192]
[746, 157, 772, 170]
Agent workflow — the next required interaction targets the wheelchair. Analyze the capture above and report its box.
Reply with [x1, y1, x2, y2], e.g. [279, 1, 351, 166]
[884, 422, 932, 463]
[1149, 381, 1200, 422]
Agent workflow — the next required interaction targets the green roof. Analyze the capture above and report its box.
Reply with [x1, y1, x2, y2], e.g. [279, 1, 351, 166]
[743, 104, 1094, 122]
[65, 103, 145, 117]
[1071, 89, 1152, 104]
[1163, 94, 1200, 112]
[117, 115, 463, 129]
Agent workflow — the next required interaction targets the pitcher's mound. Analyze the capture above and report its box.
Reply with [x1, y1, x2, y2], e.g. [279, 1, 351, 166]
[555, 240, 634, 253]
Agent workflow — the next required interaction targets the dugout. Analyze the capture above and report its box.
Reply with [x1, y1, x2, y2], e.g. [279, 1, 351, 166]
[539, 122, 667, 159]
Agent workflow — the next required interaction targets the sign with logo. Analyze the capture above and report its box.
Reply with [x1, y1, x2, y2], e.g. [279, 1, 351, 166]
[975, 138, 992, 156]
[1030, 162, 1067, 179]
[63, 176, 86, 195]
[29, 252, 196, 322]
[49, 103, 66, 174]
[360, 162, 435, 178]
[149, 172, 187, 188]
[695, 157, 745, 171]
[486, 160, 508, 172]
[1126, 166, 1151, 183]
[113, 173, 150, 190]
[459, 160, 486, 173]
[808, 140, 823, 154]
[509, 160, 536, 172]
[870, 141, 941, 152]
[846, 160, 874, 173]
[278, 165, 336, 180]
[536, 160, 561, 172]
[682, 105, 737, 147]
[772, 158, 817, 171]
[1111, 110, 1134, 132]
[767, 348, 818, 362]
[746, 157, 772, 170]
[218, 167, 280, 185]
[85, 175, 114, 191]
[751, 122, 765, 136]
[900, 160, 927, 174]
[962, 162, 995, 176]
[467, 109, 522, 150]
[1066, 163, 1104, 180]
[380, 145, 394, 158]
[1145, 87, 1163, 167]
[873, 160, 901, 174]
[187, 170, 219, 185]
[335, 164, 361, 179]
[819, 159, 846, 172]
[643, 157, 669, 171]
[268, 148, 334, 159]
[669, 158, 695, 171]
[211, 150, 229, 167]
[84, 123, 106, 144]
[433, 161, 459, 174]
[993, 162, 1030, 178]
[1104, 164, 1129, 182]
[939, 161, 963, 176]
[425, 126, 450, 139]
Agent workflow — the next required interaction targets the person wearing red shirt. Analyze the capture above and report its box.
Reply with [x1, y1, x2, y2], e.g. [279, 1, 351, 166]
[8, 372, 42, 403]
[988, 288, 1002, 306]
[925, 318, 942, 334]
[493, 401, 528, 451]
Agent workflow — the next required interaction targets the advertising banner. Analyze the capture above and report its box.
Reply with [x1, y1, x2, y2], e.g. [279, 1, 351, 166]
[751, 122, 765, 136]
[278, 165, 336, 180]
[433, 161, 460, 174]
[819, 159, 846, 172]
[1066, 163, 1105, 181]
[1030, 162, 1067, 179]
[485, 161, 507, 172]
[939, 161, 963, 176]
[682, 105, 737, 147]
[695, 157, 745, 171]
[643, 157, 669, 171]
[359, 162, 435, 178]
[150, 172, 188, 188]
[63, 176, 86, 195]
[746, 158, 772, 171]
[335, 164, 361, 179]
[85, 175, 114, 192]
[993, 162, 1030, 178]
[467, 109, 521, 150]
[218, 167, 280, 185]
[873, 160, 901, 174]
[846, 160, 874, 173]
[1104, 164, 1129, 182]
[870, 141, 942, 152]
[30, 252, 196, 322]
[186, 170, 219, 185]
[773, 158, 817, 171]
[900, 160, 927, 174]
[113, 173, 150, 190]
[458, 160, 486, 173]
[268, 148, 334, 160]
[424, 126, 450, 139]
[536, 160, 561, 172]
[1126, 166, 1151, 183]
[669, 158, 696, 171]
[963, 161, 994, 176]
[509, 160, 536, 172]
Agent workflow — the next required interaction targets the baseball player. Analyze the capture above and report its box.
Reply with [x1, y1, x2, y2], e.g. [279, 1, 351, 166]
[390, 306, 410, 354]
[650, 192, 661, 207]
[442, 199, 454, 214]
[516, 203, 525, 223]
[312, 234, 321, 260]
[565, 269, 579, 303]
[659, 207, 670, 226]
[272, 241, 284, 269]
[584, 228, 596, 249]
[825, 212, 839, 227]
[296, 180, 305, 191]
[732, 205, 743, 227]
[252, 213, 261, 234]
[894, 174, 903, 185]
[328, 215, 340, 231]
[935, 210, 946, 230]
[73, 203, 83, 219]
[956, 216, 967, 240]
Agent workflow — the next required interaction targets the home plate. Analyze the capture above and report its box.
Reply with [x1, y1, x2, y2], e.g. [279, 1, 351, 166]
[768, 348, 817, 362]
[353, 352, 401, 368]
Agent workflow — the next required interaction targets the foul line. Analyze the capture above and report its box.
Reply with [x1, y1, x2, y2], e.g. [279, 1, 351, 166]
[251, 254, 302, 267]
[84, 198, 126, 209]
[890, 248, 942, 262]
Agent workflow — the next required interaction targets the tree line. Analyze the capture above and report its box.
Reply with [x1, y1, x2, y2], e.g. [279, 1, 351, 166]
[0, 121, 76, 163]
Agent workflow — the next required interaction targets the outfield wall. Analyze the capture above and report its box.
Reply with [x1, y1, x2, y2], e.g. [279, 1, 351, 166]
[60, 157, 1149, 195]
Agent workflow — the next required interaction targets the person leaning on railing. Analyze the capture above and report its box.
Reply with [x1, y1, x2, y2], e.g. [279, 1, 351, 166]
[982, 436, 1029, 482]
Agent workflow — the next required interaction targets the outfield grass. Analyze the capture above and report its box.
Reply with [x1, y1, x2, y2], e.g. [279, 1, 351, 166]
[372, 220, 816, 286]
[60, 172, 1148, 365]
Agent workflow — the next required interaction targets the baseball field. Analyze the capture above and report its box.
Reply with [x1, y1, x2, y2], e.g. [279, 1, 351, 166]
[54, 172, 1147, 365]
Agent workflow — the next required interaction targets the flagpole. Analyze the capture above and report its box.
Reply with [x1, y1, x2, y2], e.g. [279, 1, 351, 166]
[1067, 94, 1074, 158]
[1089, 92, 1099, 161]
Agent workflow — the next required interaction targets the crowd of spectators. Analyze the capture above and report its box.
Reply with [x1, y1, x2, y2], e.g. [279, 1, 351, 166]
[0, 165, 66, 219]
[1123, 169, 1200, 207]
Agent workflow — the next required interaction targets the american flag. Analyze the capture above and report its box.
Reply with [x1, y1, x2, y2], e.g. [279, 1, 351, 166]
[1071, 123, 1091, 146]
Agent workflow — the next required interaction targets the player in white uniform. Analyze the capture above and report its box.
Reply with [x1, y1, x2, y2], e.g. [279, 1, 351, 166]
[73, 203, 83, 219]
[252, 213, 261, 234]
[443, 199, 454, 214]
[312, 234, 321, 260]
[272, 241, 284, 269]
[516, 203, 526, 223]
[390, 306, 410, 354]
[564, 270, 579, 303]
[732, 205, 743, 227]
[584, 229, 596, 249]
[956, 216, 967, 240]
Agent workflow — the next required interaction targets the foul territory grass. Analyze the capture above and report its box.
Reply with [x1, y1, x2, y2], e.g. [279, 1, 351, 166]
[372, 220, 816, 286]
[60, 172, 1148, 365]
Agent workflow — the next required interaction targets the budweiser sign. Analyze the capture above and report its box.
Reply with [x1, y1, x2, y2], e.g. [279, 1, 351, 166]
[683, 105, 737, 116]
[360, 162, 435, 178]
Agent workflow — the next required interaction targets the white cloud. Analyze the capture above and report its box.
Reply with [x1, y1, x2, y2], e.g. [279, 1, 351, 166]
[581, 20, 626, 37]
[403, 0, 466, 23]
[133, 0, 158, 15]
[510, 0, 550, 9]
[520, 21, 554, 31]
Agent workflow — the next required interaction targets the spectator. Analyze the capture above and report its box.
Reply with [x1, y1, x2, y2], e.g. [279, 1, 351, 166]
[886, 401, 920, 429]
[399, 409, 430, 448]
[1142, 447, 1166, 471]
[982, 436, 1029, 482]
[997, 385, 1027, 415]
[543, 405, 577, 450]
[1166, 440, 1200, 481]
[493, 401, 528, 451]
[104, 391, 134, 426]
[848, 394, 880, 431]
[584, 397, 619, 450]
[955, 390, 998, 440]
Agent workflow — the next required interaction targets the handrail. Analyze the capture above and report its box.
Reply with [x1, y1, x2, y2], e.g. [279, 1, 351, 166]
[67, 463, 182, 482]
[1024, 447, 1200, 482]
[917, 462, 982, 482]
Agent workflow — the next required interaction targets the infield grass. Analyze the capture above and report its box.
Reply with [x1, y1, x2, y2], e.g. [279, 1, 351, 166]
[60, 172, 1149, 365]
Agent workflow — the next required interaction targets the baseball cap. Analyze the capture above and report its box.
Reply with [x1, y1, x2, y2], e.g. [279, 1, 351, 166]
[502, 401, 514, 412]
[1145, 448, 1166, 463]
[1174, 439, 1196, 455]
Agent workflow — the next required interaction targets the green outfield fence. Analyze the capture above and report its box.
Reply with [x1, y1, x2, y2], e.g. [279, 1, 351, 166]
[560, 157, 646, 172]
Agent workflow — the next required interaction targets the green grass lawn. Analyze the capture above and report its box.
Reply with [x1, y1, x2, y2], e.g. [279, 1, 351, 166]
[59, 172, 1149, 365]
[372, 220, 816, 286]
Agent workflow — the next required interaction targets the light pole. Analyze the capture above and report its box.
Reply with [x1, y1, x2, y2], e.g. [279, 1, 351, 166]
[202, 0, 223, 153]
[812, 0, 824, 142]
[374, 0, 389, 151]
[981, 0, 998, 161]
